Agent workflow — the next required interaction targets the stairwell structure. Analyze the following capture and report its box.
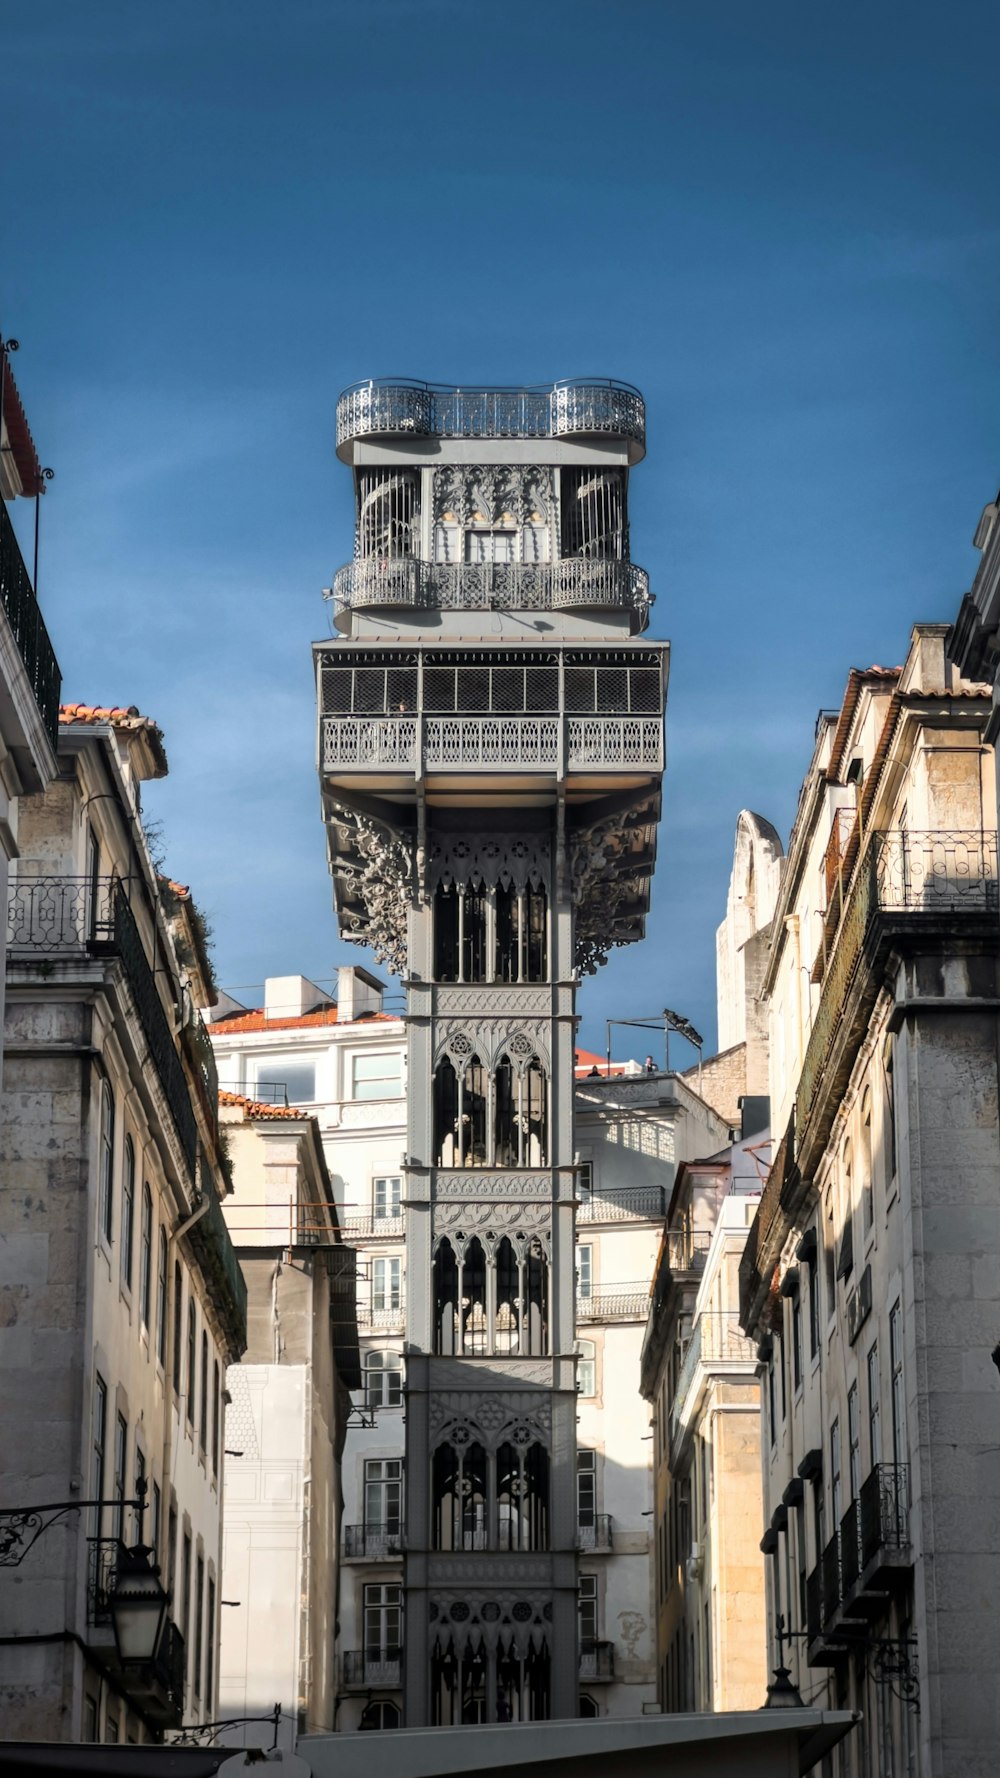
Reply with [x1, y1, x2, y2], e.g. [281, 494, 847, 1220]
[315, 377, 669, 1725]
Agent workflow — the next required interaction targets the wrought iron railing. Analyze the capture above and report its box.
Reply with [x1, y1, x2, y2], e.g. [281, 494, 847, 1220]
[187, 1183, 248, 1349]
[577, 1285, 651, 1322]
[343, 1650, 402, 1687]
[344, 1524, 404, 1558]
[321, 713, 663, 773]
[578, 1639, 615, 1680]
[577, 1185, 664, 1224]
[664, 1228, 712, 1276]
[113, 885, 199, 1179]
[860, 1461, 910, 1566]
[336, 378, 645, 453]
[341, 1212, 406, 1240]
[577, 1514, 612, 1552]
[797, 829, 998, 1153]
[7, 875, 115, 951]
[357, 1299, 406, 1331]
[0, 496, 61, 743]
[821, 1529, 843, 1627]
[670, 1312, 757, 1434]
[332, 558, 651, 621]
[840, 1497, 862, 1595]
[805, 1563, 822, 1641]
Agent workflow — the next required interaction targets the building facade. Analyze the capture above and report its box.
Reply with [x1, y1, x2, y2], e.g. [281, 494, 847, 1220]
[216, 1091, 360, 1748]
[739, 627, 1000, 1777]
[0, 706, 246, 1743]
[316, 376, 668, 1724]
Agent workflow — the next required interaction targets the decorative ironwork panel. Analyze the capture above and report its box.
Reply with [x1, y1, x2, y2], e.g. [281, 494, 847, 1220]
[423, 717, 559, 769]
[113, 886, 198, 1181]
[322, 716, 417, 769]
[0, 497, 61, 743]
[7, 875, 114, 951]
[337, 379, 645, 451]
[566, 717, 662, 768]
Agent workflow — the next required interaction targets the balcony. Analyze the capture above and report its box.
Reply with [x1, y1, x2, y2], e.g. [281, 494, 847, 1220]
[577, 1284, 651, 1322]
[321, 713, 663, 775]
[343, 1524, 404, 1559]
[0, 496, 61, 744]
[340, 1212, 406, 1241]
[332, 558, 651, 630]
[577, 1184, 665, 1225]
[805, 1465, 912, 1653]
[343, 1650, 402, 1688]
[577, 1514, 613, 1553]
[357, 1298, 406, 1333]
[336, 378, 645, 462]
[578, 1639, 615, 1681]
[670, 1312, 758, 1440]
[87, 1540, 185, 1729]
[7, 877, 199, 1181]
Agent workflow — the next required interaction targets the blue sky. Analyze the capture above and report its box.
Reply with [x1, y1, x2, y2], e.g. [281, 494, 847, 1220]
[4, 0, 1000, 1056]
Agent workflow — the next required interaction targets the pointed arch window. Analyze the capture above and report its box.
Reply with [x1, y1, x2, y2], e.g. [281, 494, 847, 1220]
[434, 1042, 548, 1169]
[433, 881, 547, 985]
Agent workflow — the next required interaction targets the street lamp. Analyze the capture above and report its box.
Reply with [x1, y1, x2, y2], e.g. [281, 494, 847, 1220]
[109, 1541, 170, 1668]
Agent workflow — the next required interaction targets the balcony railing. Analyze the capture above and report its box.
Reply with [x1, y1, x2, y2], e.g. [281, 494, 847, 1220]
[340, 1212, 406, 1240]
[577, 1285, 651, 1322]
[343, 1650, 402, 1688]
[670, 1312, 757, 1435]
[577, 1514, 612, 1552]
[578, 1185, 665, 1224]
[7, 876, 200, 1181]
[321, 714, 663, 774]
[357, 1299, 406, 1331]
[332, 558, 651, 624]
[807, 1466, 911, 1642]
[0, 496, 61, 743]
[860, 1462, 910, 1568]
[797, 829, 998, 1154]
[336, 378, 645, 456]
[579, 1639, 615, 1681]
[343, 1524, 404, 1559]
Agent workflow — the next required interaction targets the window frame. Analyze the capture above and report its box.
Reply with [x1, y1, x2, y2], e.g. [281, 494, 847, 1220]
[99, 1080, 115, 1246]
[120, 1136, 135, 1291]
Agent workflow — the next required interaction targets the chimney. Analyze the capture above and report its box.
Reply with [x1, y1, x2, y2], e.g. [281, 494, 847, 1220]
[264, 975, 330, 1020]
[337, 965, 385, 1022]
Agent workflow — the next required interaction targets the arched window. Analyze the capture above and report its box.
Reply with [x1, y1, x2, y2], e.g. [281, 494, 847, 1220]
[433, 1239, 459, 1355]
[434, 880, 548, 985]
[576, 1339, 596, 1398]
[139, 1184, 153, 1327]
[496, 1440, 549, 1550]
[461, 1238, 487, 1355]
[365, 1350, 402, 1410]
[434, 1052, 487, 1167]
[120, 1137, 135, 1288]
[432, 1439, 488, 1551]
[99, 1081, 115, 1243]
[359, 1700, 400, 1731]
[186, 1302, 197, 1426]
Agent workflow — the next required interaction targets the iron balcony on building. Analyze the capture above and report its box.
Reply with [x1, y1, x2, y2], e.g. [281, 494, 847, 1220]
[576, 1284, 651, 1322]
[343, 1524, 405, 1560]
[357, 1297, 406, 1333]
[576, 1514, 613, 1553]
[0, 494, 61, 745]
[343, 1650, 402, 1688]
[331, 558, 652, 632]
[577, 1184, 665, 1225]
[669, 1312, 758, 1443]
[340, 1212, 406, 1241]
[87, 1540, 185, 1730]
[335, 378, 646, 462]
[578, 1640, 615, 1682]
[805, 1464, 912, 1657]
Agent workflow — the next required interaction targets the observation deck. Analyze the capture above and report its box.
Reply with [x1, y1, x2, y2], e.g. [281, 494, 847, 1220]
[336, 378, 646, 465]
[329, 558, 652, 634]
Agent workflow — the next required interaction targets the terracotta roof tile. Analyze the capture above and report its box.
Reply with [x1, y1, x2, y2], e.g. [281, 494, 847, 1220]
[59, 703, 162, 733]
[218, 1090, 307, 1121]
[211, 1006, 399, 1033]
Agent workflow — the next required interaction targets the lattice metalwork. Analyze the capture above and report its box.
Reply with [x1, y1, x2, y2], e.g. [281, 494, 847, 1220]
[356, 470, 418, 560]
[331, 558, 651, 621]
[336, 378, 645, 452]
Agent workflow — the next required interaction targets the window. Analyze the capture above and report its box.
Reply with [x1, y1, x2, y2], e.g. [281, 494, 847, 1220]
[883, 1038, 896, 1180]
[365, 1458, 403, 1531]
[139, 1185, 153, 1327]
[83, 1696, 99, 1742]
[135, 1447, 147, 1544]
[890, 1301, 907, 1467]
[576, 1339, 596, 1397]
[173, 1263, 183, 1392]
[791, 1289, 802, 1390]
[200, 1333, 209, 1453]
[187, 1303, 197, 1426]
[578, 1574, 598, 1644]
[352, 1052, 403, 1101]
[823, 1190, 836, 1312]
[206, 1575, 216, 1715]
[360, 1701, 400, 1730]
[105, 1713, 119, 1745]
[364, 1582, 402, 1658]
[167, 1504, 177, 1594]
[867, 1344, 881, 1466]
[194, 1555, 204, 1698]
[577, 1162, 593, 1204]
[157, 1231, 168, 1365]
[860, 1089, 874, 1233]
[576, 1245, 592, 1300]
[212, 1362, 221, 1475]
[830, 1418, 842, 1525]
[99, 1081, 115, 1244]
[373, 1257, 401, 1312]
[181, 1531, 192, 1649]
[847, 1384, 860, 1501]
[92, 1374, 107, 1532]
[365, 1349, 402, 1409]
[778, 1328, 787, 1419]
[767, 1354, 776, 1445]
[255, 1058, 315, 1106]
[151, 1480, 162, 1563]
[121, 1137, 135, 1289]
[577, 1450, 596, 1528]
[807, 1241, 820, 1359]
[373, 1175, 401, 1219]
[113, 1413, 127, 1543]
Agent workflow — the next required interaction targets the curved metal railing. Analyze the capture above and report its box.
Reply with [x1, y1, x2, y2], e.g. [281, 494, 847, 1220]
[336, 377, 646, 455]
[330, 557, 651, 624]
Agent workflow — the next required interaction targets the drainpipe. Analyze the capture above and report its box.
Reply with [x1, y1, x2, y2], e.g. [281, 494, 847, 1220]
[162, 1192, 213, 1502]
